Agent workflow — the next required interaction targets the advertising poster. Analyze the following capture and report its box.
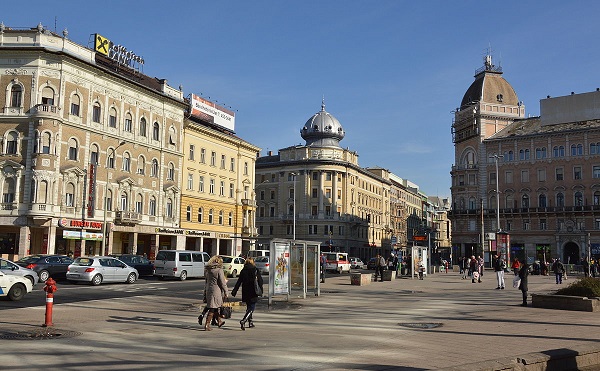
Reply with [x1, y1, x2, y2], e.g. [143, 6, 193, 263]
[274, 242, 290, 295]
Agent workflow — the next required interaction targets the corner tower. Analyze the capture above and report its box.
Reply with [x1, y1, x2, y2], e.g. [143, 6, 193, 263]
[450, 54, 525, 257]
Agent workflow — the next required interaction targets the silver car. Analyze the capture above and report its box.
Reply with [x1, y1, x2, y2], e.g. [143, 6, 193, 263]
[0, 258, 39, 286]
[254, 256, 270, 275]
[67, 256, 138, 286]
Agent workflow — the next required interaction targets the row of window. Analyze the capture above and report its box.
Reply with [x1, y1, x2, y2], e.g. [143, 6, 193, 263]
[7, 84, 176, 144]
[487, 165, 600, 185]
[499, 143, 598, 162]
[184, 206, 233, 225]
[186, 174, 237, 197]
[460, 190, 600, 210]
[188, 145, 248, 174]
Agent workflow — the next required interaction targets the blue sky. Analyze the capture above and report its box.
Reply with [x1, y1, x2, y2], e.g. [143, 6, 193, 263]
[4, 1, 600, 198]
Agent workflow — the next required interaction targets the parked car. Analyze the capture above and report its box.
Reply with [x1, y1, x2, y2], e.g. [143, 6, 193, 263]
[349, 257, 365, 269]
[66, 256, 138, 285]
[367, 257, 378, 270]
[0, 258, 39, 286]
[111, 254, 154, 276]
[0, 271, 33, 301]
[220, 255, 245, 278]
[254, 256, 270, 275]
[16, 254, 73, 282]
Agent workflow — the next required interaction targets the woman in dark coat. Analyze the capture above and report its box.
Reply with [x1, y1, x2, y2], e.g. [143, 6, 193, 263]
[518, 263, 529, 307]
[232, 258, 263, 330]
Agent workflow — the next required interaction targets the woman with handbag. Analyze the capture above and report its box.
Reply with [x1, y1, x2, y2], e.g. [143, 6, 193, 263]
[203, 255, 228, 331]
[231, 257, 264, 331]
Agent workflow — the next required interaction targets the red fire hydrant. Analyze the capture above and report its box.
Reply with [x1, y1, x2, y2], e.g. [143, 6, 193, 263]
[42, 278, 57, 327]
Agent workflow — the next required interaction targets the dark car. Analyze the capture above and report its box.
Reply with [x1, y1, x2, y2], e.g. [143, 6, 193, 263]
[367, 257, 378, 270]
[16, 254, 73, 282]
[111, 254, 154, 276]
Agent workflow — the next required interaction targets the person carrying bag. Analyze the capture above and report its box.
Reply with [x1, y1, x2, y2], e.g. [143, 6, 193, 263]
[232, 257, 264, 331]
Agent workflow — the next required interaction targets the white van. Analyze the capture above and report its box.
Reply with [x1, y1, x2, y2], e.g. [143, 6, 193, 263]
[153, 250, 210, 281]
[247, 249, 269, 259]
[324, 252, 351, 274]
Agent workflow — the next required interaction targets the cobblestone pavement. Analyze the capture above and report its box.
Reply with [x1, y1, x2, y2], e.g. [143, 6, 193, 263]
[2, 270, 600, 370]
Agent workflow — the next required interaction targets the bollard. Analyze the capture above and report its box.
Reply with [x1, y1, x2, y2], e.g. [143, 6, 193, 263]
[42, 278, 57, 327]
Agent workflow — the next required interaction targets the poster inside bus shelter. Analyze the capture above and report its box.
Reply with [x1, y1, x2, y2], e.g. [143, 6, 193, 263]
[273, 242, 290, 295]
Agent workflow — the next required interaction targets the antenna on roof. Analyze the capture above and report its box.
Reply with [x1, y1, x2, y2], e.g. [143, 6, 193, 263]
[321, 95, 326, 111]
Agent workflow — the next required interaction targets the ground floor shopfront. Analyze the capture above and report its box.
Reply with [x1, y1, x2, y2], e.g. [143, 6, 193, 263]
[0, 216, 252, 261]
[453, 232, 599, 266]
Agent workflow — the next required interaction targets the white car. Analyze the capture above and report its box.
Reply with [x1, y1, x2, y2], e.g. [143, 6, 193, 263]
[0, 257, 39, 286]
[220, 255, 245, 278]
[0, 271, 33, 301]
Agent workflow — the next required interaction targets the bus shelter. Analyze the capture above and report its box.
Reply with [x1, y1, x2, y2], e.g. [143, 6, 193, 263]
[268, 239, 322, 307]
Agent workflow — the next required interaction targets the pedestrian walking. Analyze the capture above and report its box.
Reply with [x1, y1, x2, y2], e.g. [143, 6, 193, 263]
[320, 253, 327, 283]
[511, 258, 521, 276]
[461, 257, 468, 279]
[493, 254, 505, 289]
[477, 256, 484, 279]
[374, 254, 386, 282]
[231, 257, 264, 331]
[469, 256, 478, 283]
[518, 262, 530, 307]
[202, 255, 228, 331]
[552, 258, 565, 284]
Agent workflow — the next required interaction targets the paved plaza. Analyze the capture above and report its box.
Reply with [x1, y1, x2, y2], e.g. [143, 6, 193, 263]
[2, 270, 600, 370]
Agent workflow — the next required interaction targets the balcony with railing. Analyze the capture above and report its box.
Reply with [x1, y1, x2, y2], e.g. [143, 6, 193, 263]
[241, 199, 257, 209]
[30, 104, 61, 118]
[115, 211, 142, 225]
[242, 226, 258, 237]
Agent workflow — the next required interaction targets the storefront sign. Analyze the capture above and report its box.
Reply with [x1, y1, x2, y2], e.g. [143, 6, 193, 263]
[63, 230, 103, 241]
[58, 218, 103, 230]
[155, 228, 216, 238]
[186, 230, 211, 237]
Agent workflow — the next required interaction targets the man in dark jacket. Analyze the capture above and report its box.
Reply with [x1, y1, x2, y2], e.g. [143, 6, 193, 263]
[518, 263, 529, 307]
[374, 254, 386, 282]
[493, 255, 505, 290]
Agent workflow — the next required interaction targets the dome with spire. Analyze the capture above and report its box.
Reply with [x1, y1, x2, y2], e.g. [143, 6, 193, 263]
[300, 100, 345, 147]
[460, 54, 519, 109]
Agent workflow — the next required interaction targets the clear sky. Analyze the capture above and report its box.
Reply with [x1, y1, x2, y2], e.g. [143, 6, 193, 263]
[4, 1, 600, 199]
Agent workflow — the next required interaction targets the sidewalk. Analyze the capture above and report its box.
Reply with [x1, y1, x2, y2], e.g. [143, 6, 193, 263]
[2, 270, 600, 370]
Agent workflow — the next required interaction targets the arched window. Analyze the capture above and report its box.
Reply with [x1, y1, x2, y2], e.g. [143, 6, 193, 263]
[168, 126, 176, 146]
[595, 191, 600, 206]
[167, 163, 174, 180]
[186, 205, 191, 221]
[137, 156, 145, 175]
[468, 197, 476, 210]
[522, 194, 529, 208]
[122, 152, 131, 172]
[41, 86, 54, 105]
[152, 122, 160, 141]
[92, 102, 102, 123]
[149, 196, 156, 216]
[571, 144, 583, 156]
[109, 107, 118, 128]
[105, 189, 113, 211]
[124, 113, 133, 133]
[151, 159, 159, 177]
[2, 178, 15, 203]
[68, 138, 78, 160]
[490, 195, 496, 209]
[228, 211, 233, 226]
[197, 207, 203, 222]
[42, 132, 51, 154]
[556, 192, 565, 207]
[208, 209, 214, 223]
[166, 198, 173, 217]
[538, 194, 547, 208]
[70, 94, 81, 116]
[139, 118, 147, 137]
[505, 194, 514, 209]
[10, 85, 22, 107]
[218, 210, 224, 225]
[135, 194, 143, 213]
[575, 191, 583, 206]
[38, 180, 48, 204]
[90, 144, 99, 165]
[65, 182, 75, 207]
[5, 131, 18, 154]
[107, 148, 117, 169]
[120, 192, 129, 211]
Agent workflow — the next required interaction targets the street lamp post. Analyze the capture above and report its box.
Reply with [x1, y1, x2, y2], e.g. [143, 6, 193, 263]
[102, 141, 126, 255]
[491, 154, 503, 233]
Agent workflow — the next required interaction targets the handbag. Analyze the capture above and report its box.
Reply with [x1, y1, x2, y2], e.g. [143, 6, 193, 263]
[513, 275, 521, 288]
[219, 301, 233, 319]
[254, 273, 263, 296]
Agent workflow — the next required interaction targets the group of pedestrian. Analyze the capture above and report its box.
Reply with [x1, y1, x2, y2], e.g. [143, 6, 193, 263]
[199, 255, 264, 331]
[459, 256, 484, 283]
